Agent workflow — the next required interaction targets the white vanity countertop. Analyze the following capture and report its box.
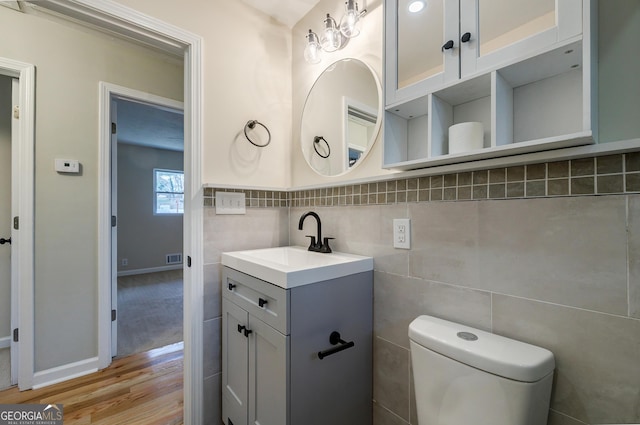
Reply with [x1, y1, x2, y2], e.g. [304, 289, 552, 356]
[221, 246, 373, 289]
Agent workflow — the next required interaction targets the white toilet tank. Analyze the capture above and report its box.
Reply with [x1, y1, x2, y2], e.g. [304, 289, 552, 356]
[409, 315, 555, 425]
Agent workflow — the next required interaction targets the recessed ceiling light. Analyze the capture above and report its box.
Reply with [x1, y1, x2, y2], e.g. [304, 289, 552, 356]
[408, 0, 425, 13]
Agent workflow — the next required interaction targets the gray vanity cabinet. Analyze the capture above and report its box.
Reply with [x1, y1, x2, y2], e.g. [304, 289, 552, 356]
[221, 266, 373, 425]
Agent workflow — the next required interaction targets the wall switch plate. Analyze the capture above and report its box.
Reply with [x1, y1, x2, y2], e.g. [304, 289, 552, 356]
[55, 158, 80, 173]
[215, 192, 246, 215]
[393, 218, 411, 249]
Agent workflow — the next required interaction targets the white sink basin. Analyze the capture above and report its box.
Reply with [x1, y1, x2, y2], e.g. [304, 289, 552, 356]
[221, 246, 373, 289]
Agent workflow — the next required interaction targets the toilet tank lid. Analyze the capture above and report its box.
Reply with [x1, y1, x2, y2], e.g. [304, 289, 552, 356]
[409, 315, 555, 382]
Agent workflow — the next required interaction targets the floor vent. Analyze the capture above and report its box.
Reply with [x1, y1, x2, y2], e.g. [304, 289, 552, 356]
[166, 253, 183, 265]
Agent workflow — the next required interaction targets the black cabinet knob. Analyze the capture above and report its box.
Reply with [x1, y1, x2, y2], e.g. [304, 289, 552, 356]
[237, 324, 245, 334]
[441, 40, 454, 51]
[258, 298, 268, 308]
[461, 32, 471, 43]
[228, 282, 236, 291]
[243, 328, 253, 337]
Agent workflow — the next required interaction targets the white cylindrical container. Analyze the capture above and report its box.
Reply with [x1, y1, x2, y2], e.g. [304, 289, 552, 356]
[448, 122, 484, 154]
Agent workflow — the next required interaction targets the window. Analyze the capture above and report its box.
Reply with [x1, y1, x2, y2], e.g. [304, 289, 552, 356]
[154, 169, 184, 214]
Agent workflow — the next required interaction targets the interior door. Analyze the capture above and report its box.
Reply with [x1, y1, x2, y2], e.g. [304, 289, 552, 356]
[110, 98, 118, 357]
[0, 75, 12, 387]
[9, 77, 19, 385]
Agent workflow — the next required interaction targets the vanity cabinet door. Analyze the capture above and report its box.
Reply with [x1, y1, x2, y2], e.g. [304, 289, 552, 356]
[460, 0, 583, 77]
[385, 0, 459, 106]
[248, 316, 289, 425]
[222, 299, 249, 425]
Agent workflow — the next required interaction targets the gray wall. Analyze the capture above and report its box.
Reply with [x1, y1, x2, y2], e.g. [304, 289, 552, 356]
[0, 5, 183, 372]
[117, 143, 183, 273]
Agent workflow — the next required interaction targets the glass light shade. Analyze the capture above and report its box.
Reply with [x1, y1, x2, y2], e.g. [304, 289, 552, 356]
[320, 14, 342, 52]
[340, 0, 362, 38]
[304, 29, 322, 64]
[408, 0, 425, 13]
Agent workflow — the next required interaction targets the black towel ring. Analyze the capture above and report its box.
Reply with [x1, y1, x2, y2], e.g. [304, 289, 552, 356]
[244, 120, 271, 147]
[313, 136, 331, 158]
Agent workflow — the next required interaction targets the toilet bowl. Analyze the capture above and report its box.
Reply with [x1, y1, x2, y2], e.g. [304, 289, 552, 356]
[409, 315, 555, 425]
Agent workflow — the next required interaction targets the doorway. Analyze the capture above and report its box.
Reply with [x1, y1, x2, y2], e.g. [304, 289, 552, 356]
[109, 92, 184, 359]
[0, 57, 35, 392]
[0, 75, 13, 390]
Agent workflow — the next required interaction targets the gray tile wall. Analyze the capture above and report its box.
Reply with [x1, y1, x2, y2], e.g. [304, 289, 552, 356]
[203, 152, 640, 425]
[290, 198, 640, 425]
[202, 207, 289, 424]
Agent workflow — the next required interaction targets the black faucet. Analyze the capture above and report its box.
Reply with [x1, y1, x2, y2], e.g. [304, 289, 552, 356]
[298, 211, 333, 253]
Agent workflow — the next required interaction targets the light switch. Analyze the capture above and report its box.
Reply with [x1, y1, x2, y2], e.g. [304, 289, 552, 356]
[216, 192, 246, 215]
[55, 159, 80, 174]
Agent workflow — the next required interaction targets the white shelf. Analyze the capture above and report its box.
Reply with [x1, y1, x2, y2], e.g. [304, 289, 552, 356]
[384, 131, 594, 171]
[383, 40, 596, 170]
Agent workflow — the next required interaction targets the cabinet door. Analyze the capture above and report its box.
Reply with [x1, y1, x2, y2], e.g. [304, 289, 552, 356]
[460, 0, 583, 77]
[222, 299, 249, 425]
[248, 317, 289, 425]
[385, 0, 459, 106]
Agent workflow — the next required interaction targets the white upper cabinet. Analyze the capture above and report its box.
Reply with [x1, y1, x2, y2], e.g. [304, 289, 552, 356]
[383, 0, 597, 170]
[386, 0, 459, 105]
[459, 0, 583, 78]
[386, 0, 584, 106]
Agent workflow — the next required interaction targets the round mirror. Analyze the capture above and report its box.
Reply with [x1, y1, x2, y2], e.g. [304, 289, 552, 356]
[301, 59, 382, 176]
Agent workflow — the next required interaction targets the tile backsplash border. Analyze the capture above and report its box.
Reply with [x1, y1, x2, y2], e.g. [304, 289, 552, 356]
[204, 152, 640, 208]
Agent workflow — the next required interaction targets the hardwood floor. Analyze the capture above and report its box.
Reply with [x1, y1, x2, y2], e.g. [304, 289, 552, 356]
[0, 342, 183, 424]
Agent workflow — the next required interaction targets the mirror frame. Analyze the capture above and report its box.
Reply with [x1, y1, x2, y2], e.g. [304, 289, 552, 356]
[301, 58, 383, 177]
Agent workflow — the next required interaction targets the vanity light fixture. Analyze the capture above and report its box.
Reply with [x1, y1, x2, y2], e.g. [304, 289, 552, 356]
[321, 13, 342, 52]
[408, 0, 425, 13]
[303, 1, 367, 64]
[304, 29, 322, 64]
[340, 0, 365, 38]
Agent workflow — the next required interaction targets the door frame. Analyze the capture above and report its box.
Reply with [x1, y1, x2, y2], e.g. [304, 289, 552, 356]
[29, 0, 203, 422]
[102, 83, 184, 358]
[0, 57, 35, 390]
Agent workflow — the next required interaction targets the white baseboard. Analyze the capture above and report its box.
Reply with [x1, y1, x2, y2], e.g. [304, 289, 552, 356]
[117, 264, 182, 277]
[0, 336, 10, 349]
[32, 356, 99, 389]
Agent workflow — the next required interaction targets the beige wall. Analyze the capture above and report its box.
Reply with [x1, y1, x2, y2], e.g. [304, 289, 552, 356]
[290, 0, 640, 187]
[0, 75, 11, 342]
[117, 143, 184, 272]
[115, 0, 293, 188]
[0, 6, 183, 371]
[292, 0, 396, 187]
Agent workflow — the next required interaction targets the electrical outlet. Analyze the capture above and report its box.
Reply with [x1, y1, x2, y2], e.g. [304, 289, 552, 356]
[393, 218, 411, 249]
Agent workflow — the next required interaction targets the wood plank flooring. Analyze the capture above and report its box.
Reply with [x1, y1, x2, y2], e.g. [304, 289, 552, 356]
[0, 342, 183, 424]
